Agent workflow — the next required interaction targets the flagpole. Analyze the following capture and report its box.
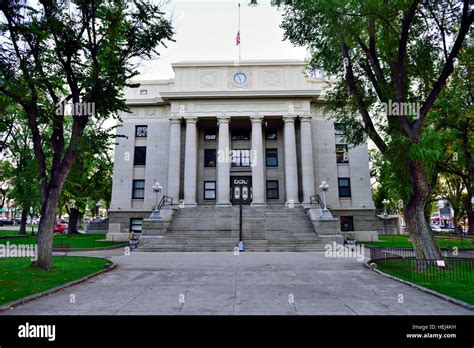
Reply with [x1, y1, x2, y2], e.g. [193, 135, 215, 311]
[238, 2, 241, 61]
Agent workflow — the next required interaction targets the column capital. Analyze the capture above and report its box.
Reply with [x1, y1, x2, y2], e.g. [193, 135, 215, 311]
[217, 115, 231, 124]
[169, 117, 182, 124]
[299, 115, 313, 123]
[283, 114, 297, 123]
[184, 116, 198, 124]
[250, 115, 264, 123]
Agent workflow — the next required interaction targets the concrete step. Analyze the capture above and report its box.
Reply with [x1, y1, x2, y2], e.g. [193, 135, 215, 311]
[139, 205, 328, 252]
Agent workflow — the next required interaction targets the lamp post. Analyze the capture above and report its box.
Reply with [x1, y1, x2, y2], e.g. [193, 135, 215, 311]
[95, 203, 100, 220]
[382, 199, 389, 219]
[319, 181, 331, 218]
[149, 181, 163, 219]
[235, 187, 243, 251]
[382, 199, 390, 235]
[234, 184, 248, 252]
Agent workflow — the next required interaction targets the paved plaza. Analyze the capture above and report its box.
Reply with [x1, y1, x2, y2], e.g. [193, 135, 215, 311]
[3, 251, 472, 315]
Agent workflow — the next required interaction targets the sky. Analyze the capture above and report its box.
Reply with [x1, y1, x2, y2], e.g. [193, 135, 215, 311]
[134, 0, 308, 80]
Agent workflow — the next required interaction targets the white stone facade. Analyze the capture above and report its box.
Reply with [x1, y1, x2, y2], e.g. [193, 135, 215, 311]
[107, 60, 378, 240]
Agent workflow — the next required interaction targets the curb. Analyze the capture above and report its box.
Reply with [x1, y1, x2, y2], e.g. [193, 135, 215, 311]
[53, 244, 128, 252]
[365, 261, 474, 311]
[0, 257, 117, 313]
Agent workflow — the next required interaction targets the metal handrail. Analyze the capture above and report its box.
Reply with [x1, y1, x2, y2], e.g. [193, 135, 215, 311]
[157, 195, 173, 210]
[310, 194, 324, 209]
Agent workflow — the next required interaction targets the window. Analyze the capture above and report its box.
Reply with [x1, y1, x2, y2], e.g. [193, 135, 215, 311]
[134, 146, 147, 165]
[340, 216, 354, 232]
[265, 128, 277, 140]
[266, 149, 278, 167]
[334, 123, 346, 135]
[136, 125, 148, 137]
[204, 149, 217, 167]
[336, 144, 349, 163]
[204, 181, 216, 200]
[204, 129, 216, 141]
[231, 149, 251, 167]
[266, 180, 279, 199]
[132, 180, 145, 199]
[130, 218, 143, 233]
[338, 178, 351, 198]
[231, 129, 250, 140]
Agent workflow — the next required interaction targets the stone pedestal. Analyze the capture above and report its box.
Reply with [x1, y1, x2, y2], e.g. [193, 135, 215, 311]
[106, 222, 129, 242]
[138, 208, 175, 249]
[307, 208, 343, 244]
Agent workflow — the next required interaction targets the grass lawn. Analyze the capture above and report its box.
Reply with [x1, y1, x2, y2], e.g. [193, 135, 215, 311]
[363, 235, 474, 249]
[0, 233, 127, 249]
[0, 256, 112, 306]
[0, 230, 24, 237]
[376, 259, 474, 305]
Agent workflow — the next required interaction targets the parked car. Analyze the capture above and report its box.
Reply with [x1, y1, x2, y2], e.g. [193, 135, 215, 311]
[0, 220, 3, 226]
[1, 218, 14, 225]
[53, 224, 68, 234]
[431, 225, 441, 232]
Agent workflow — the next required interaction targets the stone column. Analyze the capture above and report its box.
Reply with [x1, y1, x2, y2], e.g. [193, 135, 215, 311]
[183, 116, 198, 207]
[283, 115, 300, 205]
[216, 116, 231, 207]
[250, 115, 266, 206]
[300, 115, 315, 205]
[167, 117, 182, 203]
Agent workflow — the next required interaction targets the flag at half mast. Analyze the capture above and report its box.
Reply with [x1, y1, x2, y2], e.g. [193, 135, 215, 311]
[236, 3, 241, 60]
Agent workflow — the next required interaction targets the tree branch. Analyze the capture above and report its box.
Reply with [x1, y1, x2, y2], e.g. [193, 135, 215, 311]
[342, 42, 388, 154]
[414, 1, 474, 135]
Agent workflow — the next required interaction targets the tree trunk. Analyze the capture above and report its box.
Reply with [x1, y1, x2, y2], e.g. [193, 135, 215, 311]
[18, 207, 28, 234]
[67, 207, 80, 235]
[32, 186, 61, 270]
[404, 160, 442, 269]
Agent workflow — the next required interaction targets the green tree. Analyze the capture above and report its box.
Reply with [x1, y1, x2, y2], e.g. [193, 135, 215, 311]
[0, 101, 41, 233]
[60, 121, 115, 234]
[431, 46, 473, 234]
[258, 0, 473, 262]
[0, 0, 173, 269]
[433, 173, 466, 228]
[0, 129, 41, 234]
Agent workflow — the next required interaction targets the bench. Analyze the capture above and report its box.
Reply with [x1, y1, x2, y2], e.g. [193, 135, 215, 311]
[53, 243, 72, 255]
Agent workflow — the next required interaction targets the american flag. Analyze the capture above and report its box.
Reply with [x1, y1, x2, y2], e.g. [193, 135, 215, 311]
[236, 30, 240, 46]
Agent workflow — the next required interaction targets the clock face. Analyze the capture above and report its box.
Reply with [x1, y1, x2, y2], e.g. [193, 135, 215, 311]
[233, 72, 247, 86]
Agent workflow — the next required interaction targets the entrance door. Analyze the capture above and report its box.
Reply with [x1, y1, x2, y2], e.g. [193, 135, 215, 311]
[231, 176, 252, 205]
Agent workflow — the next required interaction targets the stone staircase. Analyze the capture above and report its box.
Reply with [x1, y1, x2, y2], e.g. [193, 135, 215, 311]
[139, 205, 327, 252]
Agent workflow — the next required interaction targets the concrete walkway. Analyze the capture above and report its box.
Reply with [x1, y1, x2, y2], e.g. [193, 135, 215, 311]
[3, 250, 473, 315]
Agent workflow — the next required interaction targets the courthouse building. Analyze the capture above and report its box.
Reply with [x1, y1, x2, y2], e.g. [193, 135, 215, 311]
[107, 60, 380, 243]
